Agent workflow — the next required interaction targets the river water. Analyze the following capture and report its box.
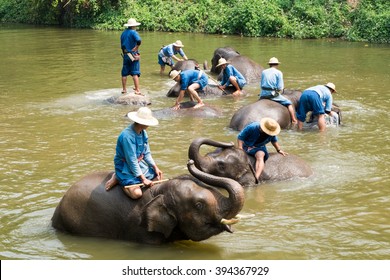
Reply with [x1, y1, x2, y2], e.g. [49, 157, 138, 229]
[0, 24, 389, 260]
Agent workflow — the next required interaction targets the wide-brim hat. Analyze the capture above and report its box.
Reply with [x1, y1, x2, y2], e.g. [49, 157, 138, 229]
[173, 40, 184, 47]
[127, 107, 158, 126]
[325, 82, 337, 92]
[260, 117, 281, 136]
[169, 70, 181, 80]
[124, 18, 141, 27]
[268, 57, 280, 65]
[216, 58, 229, 68]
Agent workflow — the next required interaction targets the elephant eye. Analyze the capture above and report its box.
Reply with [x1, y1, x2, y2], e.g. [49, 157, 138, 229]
[195, 202, 204, 210]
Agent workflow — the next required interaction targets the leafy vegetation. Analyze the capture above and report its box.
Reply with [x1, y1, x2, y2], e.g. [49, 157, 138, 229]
[0, 0, 388, 43]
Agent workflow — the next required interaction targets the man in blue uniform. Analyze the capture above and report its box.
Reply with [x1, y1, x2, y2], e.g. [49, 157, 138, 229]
[297, 82, 337, 132]
[120, 18, 142, 95]
[158, 40, 188, 74]
[216, 58, 246, 96]
[237, 118, 287, 181]
[169, 69, 208, 110]
[105, 107, 163, 199]
[260, 57, 298, 125]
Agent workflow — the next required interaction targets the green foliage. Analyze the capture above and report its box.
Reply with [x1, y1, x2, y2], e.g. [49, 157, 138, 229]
[0, 0, 388, 43]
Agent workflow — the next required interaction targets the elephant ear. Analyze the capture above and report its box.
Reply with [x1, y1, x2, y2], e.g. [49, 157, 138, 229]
[140, 195, 177, 238]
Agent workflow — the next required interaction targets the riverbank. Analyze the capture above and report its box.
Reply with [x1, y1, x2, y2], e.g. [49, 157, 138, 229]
[0, 0, 388, 43]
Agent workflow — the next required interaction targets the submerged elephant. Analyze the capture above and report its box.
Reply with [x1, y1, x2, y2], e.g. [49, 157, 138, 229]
[211, 47, 264, 83]
[166, 82, 239, 98]
[229, 89, 342, 131]
[106, 93, 151, 106]
[152, 101, 222, 118]
[188, 137, 313, 187]
[51, 160, 244, 245]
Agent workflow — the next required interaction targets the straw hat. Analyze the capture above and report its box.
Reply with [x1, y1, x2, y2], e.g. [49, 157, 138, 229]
[325, 82, 337, 92]
[127, 107, 158, 126]
[124, 18, 141, 27]
[216, 58, 229, 68]
[260, 118, 281, 136]
[173, 40, 184, 47]
[268, 57, 280, 65]
[169, 70, 181, 80]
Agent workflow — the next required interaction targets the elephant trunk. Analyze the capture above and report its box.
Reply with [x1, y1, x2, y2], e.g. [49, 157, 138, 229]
[187, 160, 244, 219]
[188, 137, 234, 173]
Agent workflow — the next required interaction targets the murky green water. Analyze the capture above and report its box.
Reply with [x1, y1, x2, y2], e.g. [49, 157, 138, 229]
[0, 24, 389, 260]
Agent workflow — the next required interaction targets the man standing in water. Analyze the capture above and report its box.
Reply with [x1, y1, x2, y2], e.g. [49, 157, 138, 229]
[120, 18, 142, 95]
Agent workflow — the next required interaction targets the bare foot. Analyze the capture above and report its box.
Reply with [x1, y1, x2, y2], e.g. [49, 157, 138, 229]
[121, 90, 127, 94]
[232, 90, 242, 96]
[193, 103, 205, 109]
[105, 173, 118, 191]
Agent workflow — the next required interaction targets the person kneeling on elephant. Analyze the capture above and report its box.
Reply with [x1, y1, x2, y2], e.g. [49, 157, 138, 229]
[169, 69, 207, 110]
[105, 107, 163, 199]
[237, 118, 287, 180]
[296, 82, 337, 132]
[216, 58, 246, 96]
[259, 57, 298, 125]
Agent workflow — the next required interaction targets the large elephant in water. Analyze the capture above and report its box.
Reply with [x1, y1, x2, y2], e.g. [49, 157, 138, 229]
[188, 137, 313, 187]
[210, 47, 264, 83]
[51, 160, 244, 245]
[229, 89, 342, 131]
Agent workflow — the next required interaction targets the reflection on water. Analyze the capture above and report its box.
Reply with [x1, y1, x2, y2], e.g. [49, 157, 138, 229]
[0, 24, 389, 260]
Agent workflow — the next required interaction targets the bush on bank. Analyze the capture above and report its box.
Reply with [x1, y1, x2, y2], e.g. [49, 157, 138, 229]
[0, 0, 388, 43]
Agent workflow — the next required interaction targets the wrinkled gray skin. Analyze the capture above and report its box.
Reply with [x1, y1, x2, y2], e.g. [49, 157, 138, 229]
[106, 93, 151, 106]
[229, 89, 342, 131]
[211, 47, 264, 83]
[166, 82, 239, 98]
[152, 101, 222, 119]
[51, 161, 244, 245]
[188, 137, 313, 187]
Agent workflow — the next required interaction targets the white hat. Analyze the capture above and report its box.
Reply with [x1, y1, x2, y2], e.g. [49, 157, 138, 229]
[325, 82, 337, 92]
[173, 40, 184, 47]
[169, 70, 181, 80]
[260, 117, 281, 136]
[124, 18, 141, 27]
[127, 107, 158, 126]
[268, 57, 280, 65]
[216, 58, 229, 68]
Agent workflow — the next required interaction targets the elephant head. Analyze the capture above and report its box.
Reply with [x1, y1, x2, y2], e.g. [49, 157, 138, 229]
[141, 160, 245, 242]
[188, 137, 257, 187]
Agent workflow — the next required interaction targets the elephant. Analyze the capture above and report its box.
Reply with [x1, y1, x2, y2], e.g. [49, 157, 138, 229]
[51, 160, 245, 245]
[152, 101, 222, 119]
[166, 82, 242, 98]
[188, 137, 313, 187]
[210, 47, 264, 83]
[106, 93, 151, 106]
[229, 89, 342, 131]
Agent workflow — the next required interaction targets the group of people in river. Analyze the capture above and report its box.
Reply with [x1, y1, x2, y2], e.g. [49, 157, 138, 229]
[108, 18, 338, 199]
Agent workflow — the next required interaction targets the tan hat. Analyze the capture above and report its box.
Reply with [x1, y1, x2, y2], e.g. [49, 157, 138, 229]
[268, 57, 280, 65]
[173, 40, 184, 47]
[127, 107, 158, 126]
[260, 117, 281, 136]
[124, 18, 141, 27]
[216, 58, 229, 68]
[169, 70, 181, 80]
[325, 82, 337, 92]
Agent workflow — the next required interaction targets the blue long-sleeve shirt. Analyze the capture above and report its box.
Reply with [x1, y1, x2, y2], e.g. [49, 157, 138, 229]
[159, 43, 185, 58]
[260, 67, 284, 97]
[220, 65, 246, 87]
[120, 29, 141, 54]
[113, 124, 155, 185]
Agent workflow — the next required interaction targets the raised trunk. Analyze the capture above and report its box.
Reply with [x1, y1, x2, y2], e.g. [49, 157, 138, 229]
[188, 137, 234, 173]
[187, 160, 244, 219]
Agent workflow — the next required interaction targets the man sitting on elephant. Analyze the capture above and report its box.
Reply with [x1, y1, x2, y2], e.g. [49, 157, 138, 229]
[259, 57, 298, 125]
[105, 107, 163, 199]
[216, 58, 246, 96]
[297, 82, 338, 132]
[237, 118, 287, 180]
[169, 69, 207, 110]
[158, 40, 188, 74]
